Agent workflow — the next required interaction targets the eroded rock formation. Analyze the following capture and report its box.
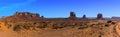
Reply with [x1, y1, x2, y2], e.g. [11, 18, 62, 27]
[69, 11, 76, 19]
[14, 12, 40, 17]
[82, 14, 86, 19]
[97, 13, 103, 19]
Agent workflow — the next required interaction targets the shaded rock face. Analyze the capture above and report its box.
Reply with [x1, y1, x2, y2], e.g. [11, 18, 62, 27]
[82, 15, 86, 19]
[1, 12, 42, 22]
[41, 16, 44, 18]
[97, 13, 103, 19]
[69, 11, 76, 19]
[14, 12, 40, 17]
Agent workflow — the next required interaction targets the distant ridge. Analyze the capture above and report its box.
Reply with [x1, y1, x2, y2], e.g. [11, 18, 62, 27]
[1, 11, 120, 22]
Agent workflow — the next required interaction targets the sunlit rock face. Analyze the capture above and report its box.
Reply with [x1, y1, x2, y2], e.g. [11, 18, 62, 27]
[14, 12, 40, 17]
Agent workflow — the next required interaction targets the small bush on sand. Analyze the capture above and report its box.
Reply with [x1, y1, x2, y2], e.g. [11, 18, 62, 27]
[52, 24, 64, 29]
[111, 22, 115, 24]
[78, 25, 88, 29]
[52, 24, 59, 29]
[37, 23, 47, 29]
[105, 23, 109, 27]
[7, 24, 12, 28]
[107, 20, 112, 23]
[13, 25, 21, 32]
[23, 25, 30, 30]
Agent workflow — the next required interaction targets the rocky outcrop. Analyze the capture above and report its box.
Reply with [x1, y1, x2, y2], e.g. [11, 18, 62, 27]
[14, 12, 40, 17]
[82, 14, 86, 19]
[0, 12, 43, 22]
[69, 11, 76, 19]
[97, 13, 103, 19]
[112, 16, 120, 19]
[41, 16, 44, 18]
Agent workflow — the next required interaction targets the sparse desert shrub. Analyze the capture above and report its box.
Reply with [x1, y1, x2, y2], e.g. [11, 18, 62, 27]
[69, 23, 77, 28]
[7, 24, 12, 28]
[4, 20, 7, 26]
[99, 35, 102, 37]
[32, 27, 36, 30]
[13, 25, 21, 32]
[78, 22, 88, 29]
[52, 24, 59, 29]
[21, 23, 31, 30]
[111, 22, 115, 24]
[61, 23, 67, 27]
[83, 22, 87, 25]
[55, 23, 67, 28]
[105, 23, 109, 27]
[33, 22, 37, 25]
[96, 23, 104, 28]
[78, 22, 88, 26]
[97, 23, 102, 25]
[90, 24, 96, 27]
[52, 24, 63, 29]
[78, 22, 88, 28]
[37, 23, 47, 28]
[78, 25, 88, 29]
[79, 22, 83, 25]
[107, 20, 112, 23]
[23, 25, 30, 30]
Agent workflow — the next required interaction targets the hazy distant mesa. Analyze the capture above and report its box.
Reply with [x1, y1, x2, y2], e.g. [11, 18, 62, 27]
[1, 11, 120, 20]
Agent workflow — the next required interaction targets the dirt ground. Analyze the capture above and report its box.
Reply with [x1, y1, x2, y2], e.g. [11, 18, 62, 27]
[0, 20, 120, 37]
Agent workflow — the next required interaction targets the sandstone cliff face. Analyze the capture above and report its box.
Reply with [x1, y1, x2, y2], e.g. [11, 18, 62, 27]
[14, 12, 40, 17]
[14, 12, 40, 20]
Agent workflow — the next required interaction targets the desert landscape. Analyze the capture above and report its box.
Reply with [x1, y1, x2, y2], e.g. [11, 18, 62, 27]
[0, 12, 120, 37]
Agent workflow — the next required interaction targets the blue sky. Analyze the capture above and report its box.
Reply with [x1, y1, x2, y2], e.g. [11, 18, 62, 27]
[0, 0, 120, 18]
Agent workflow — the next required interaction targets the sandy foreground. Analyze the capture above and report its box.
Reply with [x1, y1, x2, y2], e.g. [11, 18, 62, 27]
[0, 24, 119, 37]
